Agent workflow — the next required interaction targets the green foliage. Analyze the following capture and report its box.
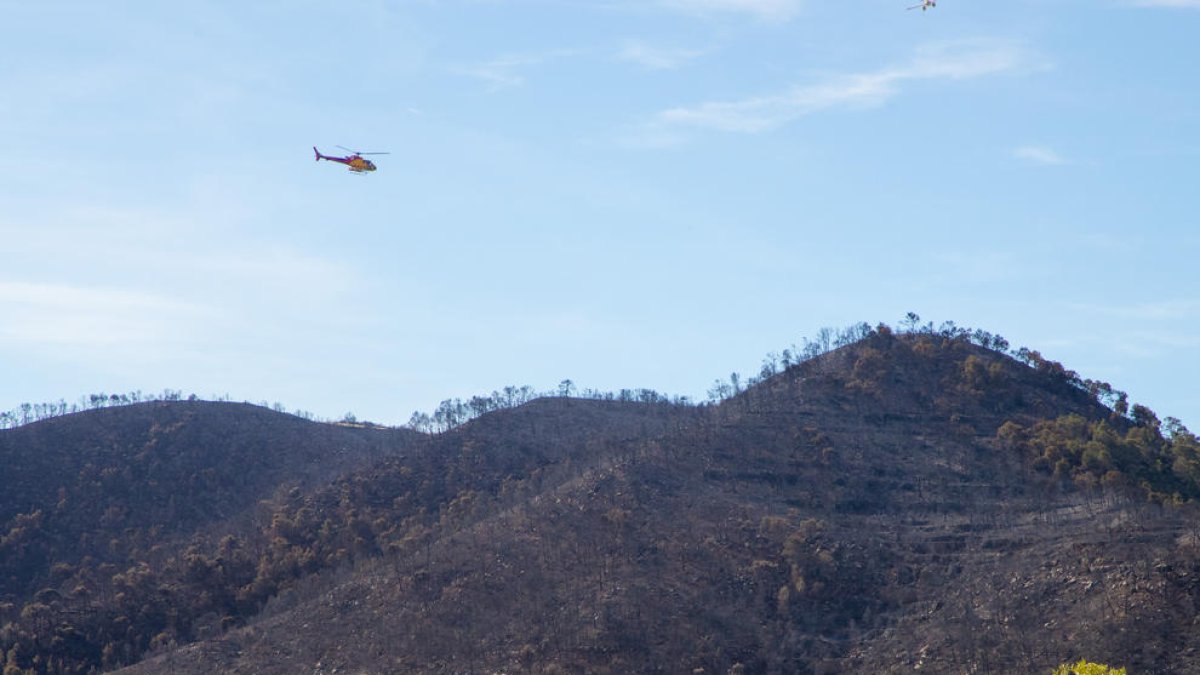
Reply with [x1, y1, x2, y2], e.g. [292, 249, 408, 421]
[1052, 659, 1127, 675]
[998, 413, 1200, 503]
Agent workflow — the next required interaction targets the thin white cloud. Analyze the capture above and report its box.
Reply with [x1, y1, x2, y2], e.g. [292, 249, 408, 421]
[1012, 145, 1067, 165]
[653, 39, 1030, 135]
[5, 202, 358, 302]
[455, 49, 580, 92]
[0, 281, 207, 351]
[0, 195, 370, 374]
[1129, 0, 1200, 7]
[615, 124, 690, 149]
[455, 54, 542, 91]
[1111, 330, 1200, 360]
[617, 41, 704, 70]
[658, 75, 894, 133]
[1072, 300, 1200, 322]
[1062, 302, 1200, 361]
[928, 249, 1028, 284]
[658, 0, 804, 20]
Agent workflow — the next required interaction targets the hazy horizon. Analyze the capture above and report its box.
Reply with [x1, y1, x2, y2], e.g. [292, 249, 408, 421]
[3, 0, 1197, 427]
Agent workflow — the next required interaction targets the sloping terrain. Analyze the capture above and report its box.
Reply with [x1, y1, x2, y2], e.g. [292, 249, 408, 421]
[114, 332, 1200, 674]
[0, 397, 689, 673]
[1, 401, 415, 595]
[1, 400, 413, 526]
[0, 401, 419, 673]
[5, 329, 1199, 674]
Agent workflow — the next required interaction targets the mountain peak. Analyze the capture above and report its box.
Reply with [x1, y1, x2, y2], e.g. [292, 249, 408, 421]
[4, 330, 1196, 675]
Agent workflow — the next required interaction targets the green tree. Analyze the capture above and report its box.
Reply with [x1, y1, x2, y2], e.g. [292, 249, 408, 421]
[1052, 660, 1127, 675]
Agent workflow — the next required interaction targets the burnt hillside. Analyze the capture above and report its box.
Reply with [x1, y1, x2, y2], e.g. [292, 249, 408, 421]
[119, 333, 1199, 674]
[5, 329, 1200, 674]
[0, 402, 416, 608]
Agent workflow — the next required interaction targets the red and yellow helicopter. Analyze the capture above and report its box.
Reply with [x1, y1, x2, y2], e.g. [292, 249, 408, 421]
[314, 146, 389, 173]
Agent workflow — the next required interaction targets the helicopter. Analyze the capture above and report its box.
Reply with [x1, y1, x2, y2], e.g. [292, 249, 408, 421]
[314, 146, 389, 173]
[907, 0, 936, 10]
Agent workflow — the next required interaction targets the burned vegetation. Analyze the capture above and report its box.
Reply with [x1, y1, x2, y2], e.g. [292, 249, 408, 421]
[3, 323, 1199, 674]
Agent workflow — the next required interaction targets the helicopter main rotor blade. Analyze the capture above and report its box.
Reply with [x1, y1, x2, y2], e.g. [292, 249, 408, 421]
[335, 145, 389, 155]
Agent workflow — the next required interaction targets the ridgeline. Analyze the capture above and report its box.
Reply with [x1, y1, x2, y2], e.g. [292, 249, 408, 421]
[3, 324, 1198, 674]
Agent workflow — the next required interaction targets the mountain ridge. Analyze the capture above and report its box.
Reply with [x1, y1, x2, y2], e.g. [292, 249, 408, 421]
[4, 328, 1199, 674]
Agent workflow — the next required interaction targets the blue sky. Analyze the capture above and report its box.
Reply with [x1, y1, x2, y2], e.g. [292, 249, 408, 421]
[2, 0, 1197, 427]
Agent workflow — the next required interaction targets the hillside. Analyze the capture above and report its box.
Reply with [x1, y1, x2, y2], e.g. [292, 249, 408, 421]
[5, 328, 1200, 674]
[1, 400, 414, 526]
[0, 402, 416, 630]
